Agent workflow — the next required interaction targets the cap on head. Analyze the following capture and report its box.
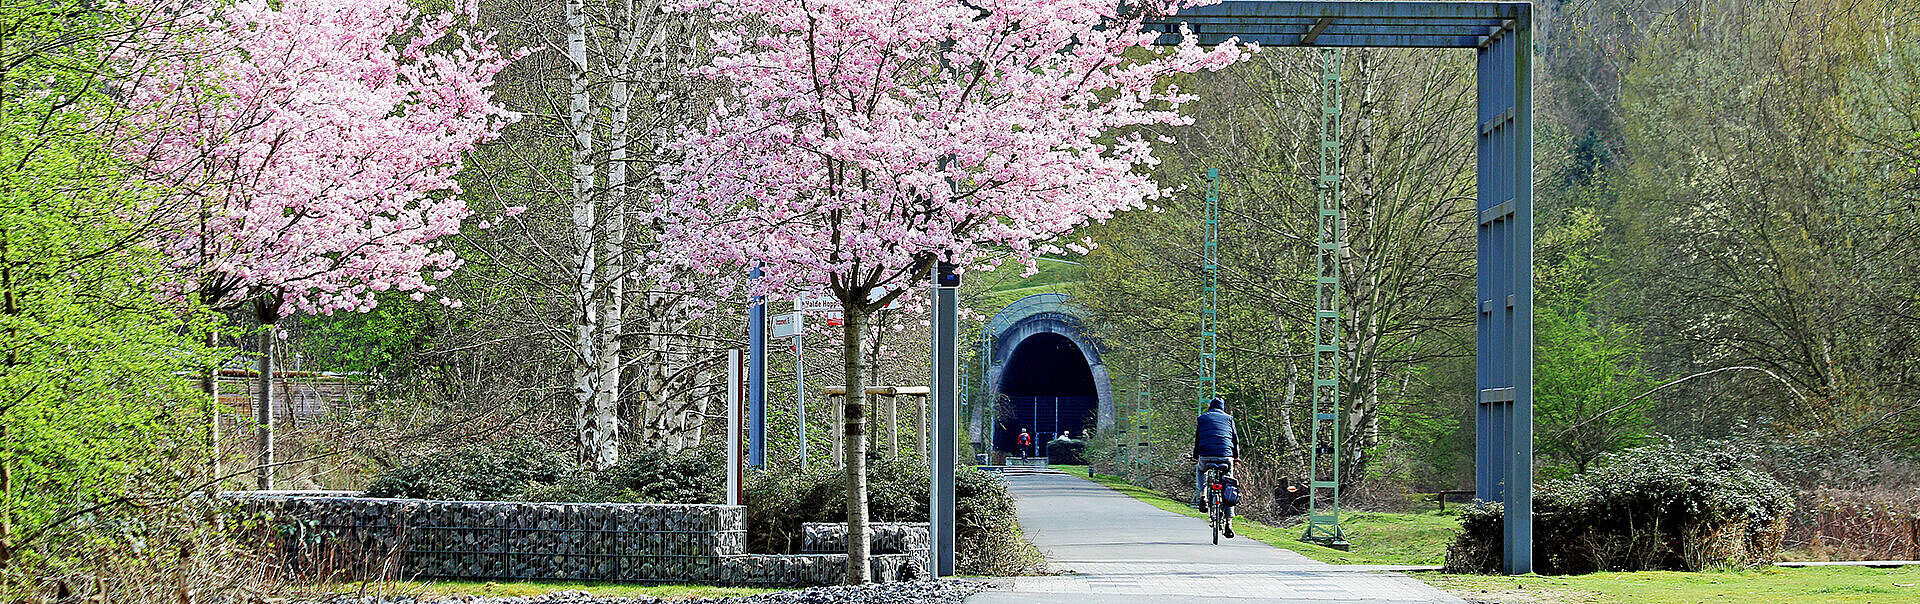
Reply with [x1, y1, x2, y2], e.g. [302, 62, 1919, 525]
[1208, 398, 1226, 411]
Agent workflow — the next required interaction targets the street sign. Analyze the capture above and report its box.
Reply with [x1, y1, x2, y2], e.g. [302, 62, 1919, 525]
[799, 288, 902, 318]
[772, 312, 803, 338]
[799, 292, 840, 315]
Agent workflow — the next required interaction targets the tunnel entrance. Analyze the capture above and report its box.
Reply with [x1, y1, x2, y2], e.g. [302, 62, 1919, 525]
[993, 332, 1097, 453]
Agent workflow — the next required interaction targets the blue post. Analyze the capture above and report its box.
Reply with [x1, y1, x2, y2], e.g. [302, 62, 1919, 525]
[749, 265, 767, 468]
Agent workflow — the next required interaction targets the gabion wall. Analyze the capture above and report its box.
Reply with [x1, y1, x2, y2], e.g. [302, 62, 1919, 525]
[229, 494, 925, 586]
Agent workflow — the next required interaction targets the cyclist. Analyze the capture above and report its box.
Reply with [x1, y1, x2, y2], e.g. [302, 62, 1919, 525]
[1017, 428, 1033, 458]
[1192, 398, 1238, 537]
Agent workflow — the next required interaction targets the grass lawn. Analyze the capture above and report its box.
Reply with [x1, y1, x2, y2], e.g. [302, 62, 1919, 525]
[1050, 464, 1457, 565]
[314, 580, 781, 599]
[1421, 565, 1920, 603]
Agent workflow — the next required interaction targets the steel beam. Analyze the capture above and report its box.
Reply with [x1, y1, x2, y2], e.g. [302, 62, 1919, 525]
[1156, 32, 1489, 48]
[1147, 23, 1503, 38]
[1151, 0, 1522, 21]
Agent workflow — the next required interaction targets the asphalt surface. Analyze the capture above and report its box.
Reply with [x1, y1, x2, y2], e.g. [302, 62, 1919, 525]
[965, 469, 1464, 604]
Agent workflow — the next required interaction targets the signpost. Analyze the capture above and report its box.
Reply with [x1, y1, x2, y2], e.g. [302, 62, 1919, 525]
[726, 349, 745, 505]
[773, 311, 807, 468]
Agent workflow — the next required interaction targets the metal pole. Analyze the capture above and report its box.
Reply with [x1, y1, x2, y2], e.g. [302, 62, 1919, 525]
[749, 266, 766, 468]
[797, 310, 807, 469]
[727, 350, 743, 505]
[932, 276, 958, 576]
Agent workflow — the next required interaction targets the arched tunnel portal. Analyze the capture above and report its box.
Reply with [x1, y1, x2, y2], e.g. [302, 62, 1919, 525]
[980, 294, 1113, 454]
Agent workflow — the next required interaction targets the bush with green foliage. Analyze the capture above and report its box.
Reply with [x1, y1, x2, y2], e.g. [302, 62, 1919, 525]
[598, 445, 725, 504]
[744, 459, 1042, 576]
[1445, 440, 1793, 574]
[362, 442, 572, 501]
[364, 443, 727, 504]
[1045, 438, 1087, 465]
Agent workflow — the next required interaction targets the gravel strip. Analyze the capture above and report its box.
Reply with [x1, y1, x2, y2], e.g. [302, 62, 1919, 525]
[300, 580, 987, 604]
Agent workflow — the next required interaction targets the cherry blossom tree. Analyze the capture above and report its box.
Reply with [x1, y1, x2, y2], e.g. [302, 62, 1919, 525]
[120, 0, 519, 488]
[657, 0, 1248, 581]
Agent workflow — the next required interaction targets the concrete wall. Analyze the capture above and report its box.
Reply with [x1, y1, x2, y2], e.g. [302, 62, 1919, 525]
[229, 494, 926, 586]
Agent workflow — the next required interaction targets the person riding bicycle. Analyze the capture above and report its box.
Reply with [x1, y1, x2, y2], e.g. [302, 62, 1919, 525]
[1192, 398, 1238, 536]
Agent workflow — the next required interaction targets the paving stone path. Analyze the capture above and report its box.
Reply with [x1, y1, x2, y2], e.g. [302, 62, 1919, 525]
[966, 470, 1463, 604]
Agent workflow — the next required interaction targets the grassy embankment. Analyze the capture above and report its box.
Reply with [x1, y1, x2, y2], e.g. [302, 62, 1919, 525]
[1050, 465, 1920, 603]
[968, 258, 1083, 310]
[1428, 567, 1920, 603]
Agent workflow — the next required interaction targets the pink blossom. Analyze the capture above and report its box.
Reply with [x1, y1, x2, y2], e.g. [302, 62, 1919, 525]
[653, 0, 1249, 305]
[120, 0, 520, 316]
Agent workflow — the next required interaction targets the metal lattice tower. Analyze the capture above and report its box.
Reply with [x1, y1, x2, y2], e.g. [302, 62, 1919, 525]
[1135, 361, 1151, 479]
[1199, 168, 1221, 414]
[1304, 47, 1349, 549]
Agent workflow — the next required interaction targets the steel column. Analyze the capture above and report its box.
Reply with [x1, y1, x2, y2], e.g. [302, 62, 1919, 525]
[931, 279, 959, 576]
[1474, 3, 1532, 575]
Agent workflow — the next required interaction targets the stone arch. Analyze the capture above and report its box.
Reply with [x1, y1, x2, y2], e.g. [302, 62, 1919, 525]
[979, 294, 1113, 452]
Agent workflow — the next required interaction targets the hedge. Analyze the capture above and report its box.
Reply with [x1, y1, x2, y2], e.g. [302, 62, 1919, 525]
[1445, 441, 1793, 574]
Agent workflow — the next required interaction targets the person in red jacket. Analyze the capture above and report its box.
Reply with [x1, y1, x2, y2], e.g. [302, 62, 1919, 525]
[1017, 428, 1033, 459]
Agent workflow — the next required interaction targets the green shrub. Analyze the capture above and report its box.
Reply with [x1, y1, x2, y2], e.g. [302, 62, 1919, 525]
[598, 445, 726, 504]
[362, 441, 571, 500]
[745, 459, 1043, 576]
[1444, 440, 1794, 574]
[1046, 438, 1087, 465]
[363, 444, 726, 504]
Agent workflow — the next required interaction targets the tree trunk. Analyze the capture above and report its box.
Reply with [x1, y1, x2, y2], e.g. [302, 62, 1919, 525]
[203, 329, 220, 485]
[567, 0, 619, 470]
[595, 0, 634, 465]
[2, 425, 12, 570]
[1, 232, 14, 569]
[252, 298, 279, 490]
[841, 306, 871, 584]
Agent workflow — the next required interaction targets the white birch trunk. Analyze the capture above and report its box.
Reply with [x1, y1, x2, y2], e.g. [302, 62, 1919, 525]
[590, 0, 636, 467]
[568, 0, 617, 470]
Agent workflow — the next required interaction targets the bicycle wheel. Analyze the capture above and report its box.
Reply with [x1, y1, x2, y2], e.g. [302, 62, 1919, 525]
[1209, 491, 1221, 544]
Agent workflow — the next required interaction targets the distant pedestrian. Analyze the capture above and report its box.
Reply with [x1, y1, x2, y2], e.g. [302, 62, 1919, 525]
[1018, 428, 1033, 458]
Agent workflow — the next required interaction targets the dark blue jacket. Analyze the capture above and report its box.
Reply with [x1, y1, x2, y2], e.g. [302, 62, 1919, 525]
[1193, 409, 1236, 458]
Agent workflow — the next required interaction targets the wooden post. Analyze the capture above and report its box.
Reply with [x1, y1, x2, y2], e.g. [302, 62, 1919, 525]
[915, 395, 926, 458]
[887, 393, 898, 460]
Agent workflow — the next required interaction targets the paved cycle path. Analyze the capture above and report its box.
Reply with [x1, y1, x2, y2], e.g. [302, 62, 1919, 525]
[965, 469, 1463, 604]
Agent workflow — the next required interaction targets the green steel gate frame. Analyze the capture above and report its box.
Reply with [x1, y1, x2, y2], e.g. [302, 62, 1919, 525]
[1142, 0, 1536, 574]
[1306, 46, 1345, 548]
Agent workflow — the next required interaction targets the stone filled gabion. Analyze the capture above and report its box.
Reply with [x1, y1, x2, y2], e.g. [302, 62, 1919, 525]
[800, 522, 931, 556]
[227, 494, 928, 586]
[294, 580, 986, 604]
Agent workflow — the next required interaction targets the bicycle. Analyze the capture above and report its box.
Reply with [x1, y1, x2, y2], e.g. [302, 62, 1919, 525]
[1201, 458, 1238, 544]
